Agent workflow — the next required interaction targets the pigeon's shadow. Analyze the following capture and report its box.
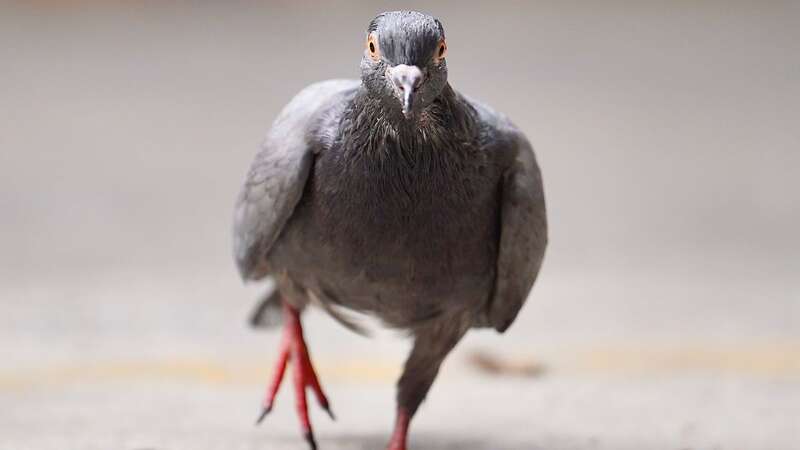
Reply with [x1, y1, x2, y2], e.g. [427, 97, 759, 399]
[323, 433, 532, 450]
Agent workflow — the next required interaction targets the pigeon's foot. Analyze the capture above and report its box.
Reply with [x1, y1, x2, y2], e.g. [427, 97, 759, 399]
[386, 409, 411, 450]
[256, 303, 334, 450]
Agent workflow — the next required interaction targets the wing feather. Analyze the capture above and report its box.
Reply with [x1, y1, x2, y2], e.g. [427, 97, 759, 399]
[467, 98, 548, 332]
[233, 80, 359, 280]
[489, 133, 548, 332]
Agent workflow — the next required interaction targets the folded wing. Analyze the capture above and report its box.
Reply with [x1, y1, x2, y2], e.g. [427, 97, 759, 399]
[233, 80, 359, 280]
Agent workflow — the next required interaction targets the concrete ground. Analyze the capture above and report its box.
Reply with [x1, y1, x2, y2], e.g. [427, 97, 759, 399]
[1, 2, 799, 450]
[3, 261, 799, 450]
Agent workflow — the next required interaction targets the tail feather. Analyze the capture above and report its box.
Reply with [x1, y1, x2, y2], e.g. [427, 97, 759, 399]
[312, 293, 371, 337]
[248, 285, 371, 337]
[248, 287, 283, 329]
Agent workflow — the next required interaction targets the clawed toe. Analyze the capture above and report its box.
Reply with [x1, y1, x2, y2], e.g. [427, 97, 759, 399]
[255, 406, 271, 425]
[255, 303, 333, 449]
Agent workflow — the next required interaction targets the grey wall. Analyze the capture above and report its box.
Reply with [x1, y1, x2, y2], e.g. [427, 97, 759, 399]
[1, 1, 798, 341]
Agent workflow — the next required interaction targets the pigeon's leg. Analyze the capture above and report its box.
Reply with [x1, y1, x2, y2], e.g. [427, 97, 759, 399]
[386, 409, 411, 450]
[256, 302, 334, 450]
[256, 329, 290, 422]
[386, 320, 468, 450]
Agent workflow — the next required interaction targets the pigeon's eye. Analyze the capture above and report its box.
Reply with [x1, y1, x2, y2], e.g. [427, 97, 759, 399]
[366, 33, 381, 62]
[433, 39, 447, 64]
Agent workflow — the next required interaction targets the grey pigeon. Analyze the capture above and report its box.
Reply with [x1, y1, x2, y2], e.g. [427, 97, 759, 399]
[233, 10, 547, 450]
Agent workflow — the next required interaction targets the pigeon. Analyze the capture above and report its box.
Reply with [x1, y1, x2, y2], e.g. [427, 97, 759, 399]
[233, 10, 547, 450]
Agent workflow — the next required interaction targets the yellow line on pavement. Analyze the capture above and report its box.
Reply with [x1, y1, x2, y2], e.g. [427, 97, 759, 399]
[1, 343, 798, 392]
[0, 359, 401, 392]
[573, 342, 800, 377]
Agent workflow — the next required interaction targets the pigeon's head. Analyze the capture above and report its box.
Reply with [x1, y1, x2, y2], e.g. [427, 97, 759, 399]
[360, 11, 448, 120]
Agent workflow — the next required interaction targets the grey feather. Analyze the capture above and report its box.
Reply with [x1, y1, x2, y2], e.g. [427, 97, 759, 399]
[486, 114, 548, 332]
[233, 79, 359, 280]
[248, 282, 282, 328]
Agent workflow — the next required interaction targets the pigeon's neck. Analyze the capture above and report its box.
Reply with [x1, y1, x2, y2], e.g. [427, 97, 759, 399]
[352, 84, 475, 145]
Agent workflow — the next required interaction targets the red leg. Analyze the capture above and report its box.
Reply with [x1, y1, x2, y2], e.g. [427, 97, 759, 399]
[256, 303, 334, 450]
[256, 332, 289, 423]
[386, 408, 411, 450]
[300, 340, 335, 420]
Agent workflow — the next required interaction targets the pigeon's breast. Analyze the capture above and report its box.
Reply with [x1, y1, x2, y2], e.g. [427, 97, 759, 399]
[272, 139, 501, 326]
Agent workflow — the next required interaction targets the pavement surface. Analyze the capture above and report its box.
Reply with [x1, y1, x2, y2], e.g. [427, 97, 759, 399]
[3, 263, 799, 450]
[1, 2, 799, 450]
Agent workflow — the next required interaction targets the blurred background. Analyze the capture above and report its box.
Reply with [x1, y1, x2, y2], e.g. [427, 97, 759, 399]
[1, 1, 798, 449]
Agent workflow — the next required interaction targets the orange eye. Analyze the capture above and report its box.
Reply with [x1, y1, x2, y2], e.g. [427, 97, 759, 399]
[367, 33, 380, 61]
[434, 39, 447, 63]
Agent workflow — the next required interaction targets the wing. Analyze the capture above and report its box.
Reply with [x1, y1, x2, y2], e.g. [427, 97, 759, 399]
[233, 79, 359, 280]
[471, 101, 548, 333]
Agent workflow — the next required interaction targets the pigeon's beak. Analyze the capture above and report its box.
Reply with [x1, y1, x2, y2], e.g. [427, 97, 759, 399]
[388, 64, 424, 118]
